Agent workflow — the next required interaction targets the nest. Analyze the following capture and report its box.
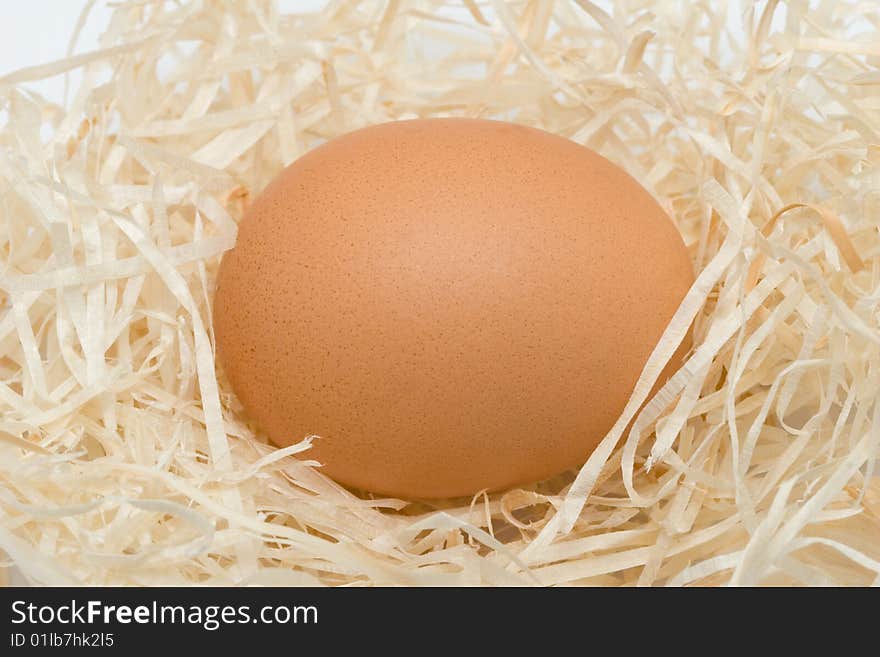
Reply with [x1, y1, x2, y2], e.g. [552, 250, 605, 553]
[1, 0, 879, 586]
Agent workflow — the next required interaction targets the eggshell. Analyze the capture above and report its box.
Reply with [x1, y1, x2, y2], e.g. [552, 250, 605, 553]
[213, 118, 694, 498]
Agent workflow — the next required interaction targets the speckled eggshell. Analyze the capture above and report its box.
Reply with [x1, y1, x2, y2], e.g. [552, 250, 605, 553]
[213, 118, 694, 498]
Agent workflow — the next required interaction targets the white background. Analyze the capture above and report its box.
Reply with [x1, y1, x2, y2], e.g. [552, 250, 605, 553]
[0, 1, 331, 103]
[0, 2, 113, 102]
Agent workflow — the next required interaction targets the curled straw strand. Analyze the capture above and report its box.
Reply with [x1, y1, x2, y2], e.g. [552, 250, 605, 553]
[746, 203, 865, 292]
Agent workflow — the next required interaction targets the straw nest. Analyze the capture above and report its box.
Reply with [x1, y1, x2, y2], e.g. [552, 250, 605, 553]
[1, 0, 879, 586]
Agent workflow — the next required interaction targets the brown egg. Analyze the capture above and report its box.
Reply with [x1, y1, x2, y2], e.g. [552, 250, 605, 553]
[213, 118, 693, 498]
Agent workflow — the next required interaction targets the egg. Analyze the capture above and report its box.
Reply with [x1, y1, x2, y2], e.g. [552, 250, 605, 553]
[213, 118, 693, 498]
